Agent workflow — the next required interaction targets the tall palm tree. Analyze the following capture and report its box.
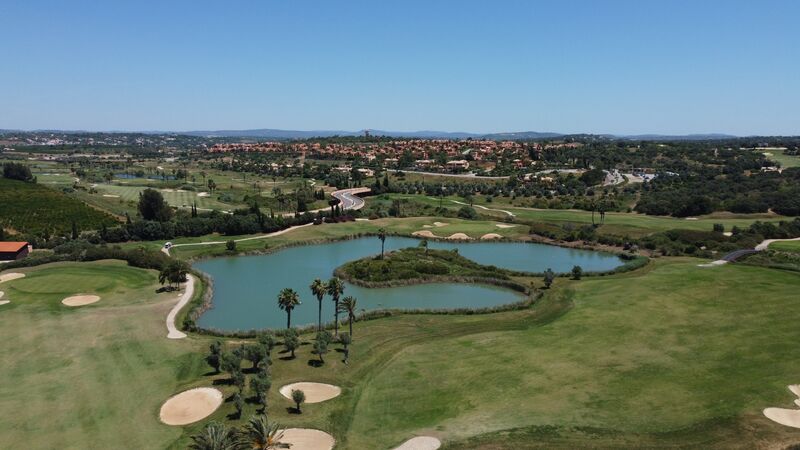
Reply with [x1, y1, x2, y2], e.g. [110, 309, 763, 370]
[189, 422, 238, 450]
[378, 228, 387, 259]
[277, 288, 301, 329]
[327, 277, 345, 336]
[338, 296, 358, 337]
[310, 278, 327, 332]
[238, 414, 283, 450]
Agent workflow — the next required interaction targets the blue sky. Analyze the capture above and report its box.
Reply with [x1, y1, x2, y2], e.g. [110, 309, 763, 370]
[1, 0, 798, 135]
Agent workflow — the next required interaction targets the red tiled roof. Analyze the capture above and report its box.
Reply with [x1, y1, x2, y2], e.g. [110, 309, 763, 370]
[0, 242, 28, 252]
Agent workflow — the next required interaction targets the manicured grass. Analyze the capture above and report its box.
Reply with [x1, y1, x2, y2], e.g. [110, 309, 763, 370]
[344, 259, 800, 448]
[375, 194, 790, 238]
[0, 261, 211, 449]
[0, 177, 119, 235]
[765, 149, 800, 169]
[94, 184, 232, 210]
[162, 217, 531, 260]
[770, 240, 800, 252]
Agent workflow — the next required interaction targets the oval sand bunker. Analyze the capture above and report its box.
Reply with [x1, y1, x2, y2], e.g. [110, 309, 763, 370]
[278, 428, 335, 450]
[62, 295, 101, 307]
[159, 387, 223, 426]
[280, 382, 341, 403]
[0, 273, 25, 283]
[393, 436, 442, 450]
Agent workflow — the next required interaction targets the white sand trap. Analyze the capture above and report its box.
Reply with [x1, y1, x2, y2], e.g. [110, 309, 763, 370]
[0, 300, 8, 306]
[62, 295, 101, 307]
[789, 385, 800, 398]
[197, 192, 210, 197]
[278, 428, 335, 450]
[159, 387, 223, 426]
[433, 222, 448, 227]
[447, 233, 471, 240]
[393, 436, 442, 450]
[764, 408, 800, 428]
[413, 230, 438, 238]
[0, 273, 25, 283]
[102, 194, 120, 198]
[162, 188, 175, 192]
[480, 233, 503, 240]
[280, 382, 341, 404]
[422, 224, 433, 228]
[685, 217, 698, 220]
[495, 223, 516, 228]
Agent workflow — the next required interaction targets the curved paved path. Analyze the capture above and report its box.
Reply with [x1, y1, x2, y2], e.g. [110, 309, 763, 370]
[700, 237, 800, 267]
[166, 274, 195, 339]
[450, 200, 515, 217]
[756, 236, 800, 251]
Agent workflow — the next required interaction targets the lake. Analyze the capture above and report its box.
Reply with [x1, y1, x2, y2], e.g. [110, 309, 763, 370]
[194, 236, 624, 331]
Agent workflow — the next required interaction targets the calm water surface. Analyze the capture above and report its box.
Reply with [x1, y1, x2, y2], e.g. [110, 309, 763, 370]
[195, 237, 624, 330]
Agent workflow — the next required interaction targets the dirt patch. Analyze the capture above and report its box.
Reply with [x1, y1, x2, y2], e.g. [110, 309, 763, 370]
[393, 436, 442, 450]
[0, 273, 25, 283]
[62, 295, 101, 307]
[279, 382, 341, 403]
[278, 428, 335, 450]
[412, 230, 438, 238]
[480, 233, 503, 240]
[159, 387, 223, 426]
[446, 233, 471, 240]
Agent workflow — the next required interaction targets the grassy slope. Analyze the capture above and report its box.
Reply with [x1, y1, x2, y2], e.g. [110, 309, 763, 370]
[375, 194, 789, 238]
[766, 149, 800, 169]
[0, 177, 119, 235]
[345, 260, 800, 449]
[770, 240, 800, 252]
[0, 261, 208, 449]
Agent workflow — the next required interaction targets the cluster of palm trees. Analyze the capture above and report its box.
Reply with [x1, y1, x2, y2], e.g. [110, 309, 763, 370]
[190, 414, 282, 450]
[277, 277, 358, 337]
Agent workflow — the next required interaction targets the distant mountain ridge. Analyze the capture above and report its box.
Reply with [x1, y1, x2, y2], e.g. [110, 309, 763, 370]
[1, 128, 746, 141]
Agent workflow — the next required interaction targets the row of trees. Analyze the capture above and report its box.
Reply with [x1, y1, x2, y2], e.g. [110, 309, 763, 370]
[190, 415, 282, 450]
[279, 277, 358, 338]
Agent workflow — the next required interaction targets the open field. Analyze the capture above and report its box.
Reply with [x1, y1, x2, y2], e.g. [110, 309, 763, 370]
[770, 240, 800, 252]
[765, 149, 800, 169]
[0, 177, 119, 235]
[374, 194, 791, 238]
[3, 236, 800, 448]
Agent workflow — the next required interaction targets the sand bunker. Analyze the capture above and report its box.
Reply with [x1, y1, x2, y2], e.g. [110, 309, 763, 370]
[480, 233, 503, 240]
[495, 223, 516, 229]
[433, 222, 448, 227]
[280, 382, 341, 404]
[102, 194, 120, 198]
[413, 230, 438, 238]
[197, 192, 210, 197]
[278, 428, 335, 450]
[62, 295, 101, 307]
[0, 301, 8, 306]
[446, 233, 471, 240]
[159, 387, 223, 426]
[0, 273, 25, 283]
[393, 436, 442, 450]
[764, 408, 800, 428]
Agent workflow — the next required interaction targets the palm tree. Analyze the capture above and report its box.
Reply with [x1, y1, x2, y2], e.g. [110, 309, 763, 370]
[189, 422, 238, 450]
[338, 296, 358, 337]
[378, 228, 387, 259]
[277, 288, 301, 329]
[327, 278, 345, 336]
[309, 278, 326, 332]
[238, 414, 283, 450]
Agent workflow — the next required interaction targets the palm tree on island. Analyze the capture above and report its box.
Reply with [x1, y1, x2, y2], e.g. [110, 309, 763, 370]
[378, 227, 387, 259]
[327, 277, 345, 336]
[338, 296, 358, 337]
[277, 288, 301, 329]
[309, 278, 327, 332]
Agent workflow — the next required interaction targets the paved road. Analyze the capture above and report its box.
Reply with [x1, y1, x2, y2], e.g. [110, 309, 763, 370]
[402, 170, 509, 180]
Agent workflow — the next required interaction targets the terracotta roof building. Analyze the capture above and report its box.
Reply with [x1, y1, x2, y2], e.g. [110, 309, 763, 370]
[0, 242, 29, 261]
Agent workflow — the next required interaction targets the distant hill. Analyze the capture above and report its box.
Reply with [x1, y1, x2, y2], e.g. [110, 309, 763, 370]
[622, 133, 738, 141]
